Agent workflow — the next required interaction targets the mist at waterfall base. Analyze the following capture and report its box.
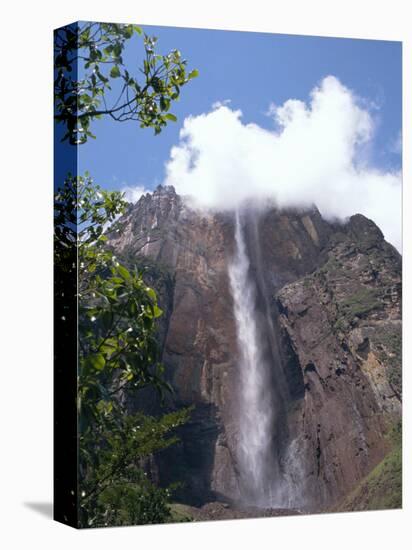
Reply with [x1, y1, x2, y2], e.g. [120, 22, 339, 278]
[162, 76, 401, 252]
[228, 210, 302, 509]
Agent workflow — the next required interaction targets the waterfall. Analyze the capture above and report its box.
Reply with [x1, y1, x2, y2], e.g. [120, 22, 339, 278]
[228, 210, 279, 506]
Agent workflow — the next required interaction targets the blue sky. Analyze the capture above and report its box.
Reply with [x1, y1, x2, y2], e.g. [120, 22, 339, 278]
[76, 25, 402, 192]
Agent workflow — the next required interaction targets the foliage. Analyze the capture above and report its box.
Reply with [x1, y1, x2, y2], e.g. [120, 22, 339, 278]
[373, 325, 402, 397]
[168, 503, 195, 523]
[54, 21, 198, 526]
[339, 288, 382, 322]
[80, 410, 189, 527]
[76, 174, 171, 412]
[54, 22, 199, 144]
[335, 432, 402, 512]
[55, 174, 190, 527]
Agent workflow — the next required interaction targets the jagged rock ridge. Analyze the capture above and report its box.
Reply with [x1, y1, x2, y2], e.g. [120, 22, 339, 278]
[109, 185, 402, 512]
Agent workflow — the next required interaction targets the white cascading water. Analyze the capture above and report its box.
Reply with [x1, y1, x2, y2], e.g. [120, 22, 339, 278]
[228, 210, 277, 506]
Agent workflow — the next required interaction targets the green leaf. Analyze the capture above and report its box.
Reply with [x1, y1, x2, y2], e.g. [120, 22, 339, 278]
[113, 43, 122, 57]
[164, 113, 177, 122]
[160, 96, 170, 112]
[188, 69, 199, 79]
[153, 305, 163, 318]
[96, 70, 109, 84]
[146, 287, 157, 301]
[100, 341, 117, 355]
[90, 353, 105, 371]
[128, 301, 138, 316]
[110, 277, 124, 285]
[80, 94, 93, 104]
[117, 264, 131, 280]
[110, 65, 121, 78]
[124, 25, 134, 39]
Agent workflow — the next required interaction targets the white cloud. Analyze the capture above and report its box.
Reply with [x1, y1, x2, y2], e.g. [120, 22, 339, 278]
[121, 184, 151, 203]
[164, 76, 401, 250]
[212, 99, 232, 110]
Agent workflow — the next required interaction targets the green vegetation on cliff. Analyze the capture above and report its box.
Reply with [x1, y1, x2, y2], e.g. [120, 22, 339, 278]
[335, 425, 402, 512]
[339, 288, 382, 321]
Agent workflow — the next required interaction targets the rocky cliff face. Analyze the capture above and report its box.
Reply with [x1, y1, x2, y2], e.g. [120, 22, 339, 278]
[109, 185, 402, 511]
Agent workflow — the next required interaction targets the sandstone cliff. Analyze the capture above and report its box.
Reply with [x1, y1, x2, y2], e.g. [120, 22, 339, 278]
[109, 185, 402, 512]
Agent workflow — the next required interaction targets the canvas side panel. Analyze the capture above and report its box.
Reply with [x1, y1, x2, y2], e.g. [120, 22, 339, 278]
[53, 22, 79, 529]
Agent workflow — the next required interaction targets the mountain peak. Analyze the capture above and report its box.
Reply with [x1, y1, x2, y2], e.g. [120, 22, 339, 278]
[347, 213, 385, 251]
[153, 184, 177, 196]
